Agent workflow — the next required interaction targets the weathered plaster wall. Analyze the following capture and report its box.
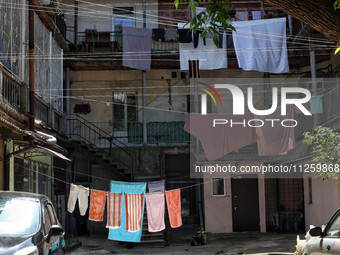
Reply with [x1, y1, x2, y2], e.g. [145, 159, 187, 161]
[203, 163, 265, 233]
[304, 171, 340, 229]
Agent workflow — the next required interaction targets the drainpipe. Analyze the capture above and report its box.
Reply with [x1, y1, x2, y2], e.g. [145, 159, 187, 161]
[29, 0, 35, 132]
[142, 71, 147, 146]
[288, 15, 293, 37]
[5, 136, 35, 190]
[142, 0, 147, 146]
[309, 35, 318, 126]
[66, 67, 70, 136]
[143, 0, 146, 28]
[74, 0, 78, 52]
[35, 131, 57, 144]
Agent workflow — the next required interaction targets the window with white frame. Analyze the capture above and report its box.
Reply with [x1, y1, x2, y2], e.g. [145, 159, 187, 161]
[113, 7, 134, 31]
[212, 177, 226, 196]
[113, 91, 138, 131]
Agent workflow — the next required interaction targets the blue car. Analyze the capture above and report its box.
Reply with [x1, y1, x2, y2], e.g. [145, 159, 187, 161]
[0, 191, 65, 255]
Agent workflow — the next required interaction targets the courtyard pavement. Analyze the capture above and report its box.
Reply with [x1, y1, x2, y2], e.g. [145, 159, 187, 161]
[67, 232, 300, 255]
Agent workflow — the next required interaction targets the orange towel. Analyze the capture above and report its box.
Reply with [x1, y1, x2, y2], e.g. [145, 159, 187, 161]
[89, 190, 106, 222]
[166, 189, 182, 228]
[106, 192, 123, 229]
[125, 193, 144, 232]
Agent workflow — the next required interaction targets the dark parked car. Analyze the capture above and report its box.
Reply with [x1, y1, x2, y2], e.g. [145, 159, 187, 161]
[0, 191, 65, 255]
[305, 208, 340, 255]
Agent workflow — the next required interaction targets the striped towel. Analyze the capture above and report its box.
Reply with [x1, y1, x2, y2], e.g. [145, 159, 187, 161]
[106, 192, 123, 229]
[125, 193, 144, 232]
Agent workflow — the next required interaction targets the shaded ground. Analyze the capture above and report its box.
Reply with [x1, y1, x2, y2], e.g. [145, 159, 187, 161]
[67, 232, 299, 255]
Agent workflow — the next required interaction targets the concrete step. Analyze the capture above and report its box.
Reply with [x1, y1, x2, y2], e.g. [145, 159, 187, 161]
[133, 239, 165, 248]
[142, 233, 163, 240]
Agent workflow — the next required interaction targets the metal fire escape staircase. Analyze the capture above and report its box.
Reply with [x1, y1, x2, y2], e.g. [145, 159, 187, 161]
[66, 114, 132, 181]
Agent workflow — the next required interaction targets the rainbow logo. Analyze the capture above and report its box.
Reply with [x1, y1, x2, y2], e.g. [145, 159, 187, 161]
[198, 82, 223, 106]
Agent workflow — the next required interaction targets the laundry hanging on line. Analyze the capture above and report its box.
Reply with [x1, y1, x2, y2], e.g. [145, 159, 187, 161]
[89, 189, 106, 222]
[166, 189, 182, 228]
[67, 184, 90, 216]
[67, 180, 184, 241]
[184, 112, 258, 161]
[148, 180, 165, 193]
[145, 192, 166, 232]
[108, 181, 146, 242]
[184, 105, 297, 160]
[255, 105, 295, 156]
[122, 27, 152, 71]
[106, 192, 123, 229]
[179, 36, 228, 71]
[124, 193, 144, 233]
[231, 18, 289, 73]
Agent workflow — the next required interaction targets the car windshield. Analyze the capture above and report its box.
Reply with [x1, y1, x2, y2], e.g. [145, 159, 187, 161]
[0, 198, 40, 236]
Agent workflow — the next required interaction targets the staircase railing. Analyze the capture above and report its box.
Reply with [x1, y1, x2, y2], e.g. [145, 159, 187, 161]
[67, 114, 132, 172]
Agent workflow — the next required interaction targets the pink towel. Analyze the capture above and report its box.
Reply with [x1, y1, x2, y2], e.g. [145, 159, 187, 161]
[255, 105, 295, 156]
[166, 189, 182, 228]
[146, 193, 165, 232]
[89, 190, 106, 222]
[184, 113, 258, 161]
[106, 192, 123, 229]
[125, 193, 144, 232]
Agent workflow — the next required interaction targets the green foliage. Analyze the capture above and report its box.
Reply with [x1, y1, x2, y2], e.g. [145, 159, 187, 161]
[174, 0, 235, 47]
[334, 0, 340, 10]
[304, 126, 340, 179]
[65, 234, 79, 246]
[51, 0, 61, 11]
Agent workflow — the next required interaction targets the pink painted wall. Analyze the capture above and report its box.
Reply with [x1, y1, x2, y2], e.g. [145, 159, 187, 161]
[304, 172, 340, 229]
[203, 163, 266, 233]
[204, 176, 233, 233]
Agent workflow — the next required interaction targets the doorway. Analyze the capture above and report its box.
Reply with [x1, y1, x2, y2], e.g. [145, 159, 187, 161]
[231, 175, 260, 231]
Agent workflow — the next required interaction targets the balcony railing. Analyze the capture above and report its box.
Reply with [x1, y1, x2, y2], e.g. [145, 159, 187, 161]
[75, 121, 189, 145]
[2, 72, 20, 109]
[127, 121, 189, 144]
[0, 68, 66, 135]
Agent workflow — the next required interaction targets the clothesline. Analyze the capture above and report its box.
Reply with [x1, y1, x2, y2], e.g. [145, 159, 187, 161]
[11, 162, 215, 192]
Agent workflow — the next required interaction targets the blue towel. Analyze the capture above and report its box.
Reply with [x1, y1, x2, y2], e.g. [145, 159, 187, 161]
[148, 180, 165, 193]
[108, 181, 146, 242]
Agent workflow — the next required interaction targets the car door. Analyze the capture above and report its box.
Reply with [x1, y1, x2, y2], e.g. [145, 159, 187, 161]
[42, 202, 64, 255]
[308, 209, 340, 255]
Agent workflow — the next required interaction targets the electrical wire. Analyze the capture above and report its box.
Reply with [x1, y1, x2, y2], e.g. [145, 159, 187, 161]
[11, 161, 214, 191]
[0, 0, 337, 48]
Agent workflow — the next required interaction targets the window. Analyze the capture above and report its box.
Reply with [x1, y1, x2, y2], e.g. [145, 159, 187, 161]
[113, 91, 138, 131]
[326, 211, 340, 237]
[113, 7, 134, 31]
[0, 198, 40, 236]
[212, 177, 226, 196]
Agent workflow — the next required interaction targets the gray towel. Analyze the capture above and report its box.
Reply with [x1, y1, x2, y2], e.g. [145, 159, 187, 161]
[123, 27, 152, 71]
